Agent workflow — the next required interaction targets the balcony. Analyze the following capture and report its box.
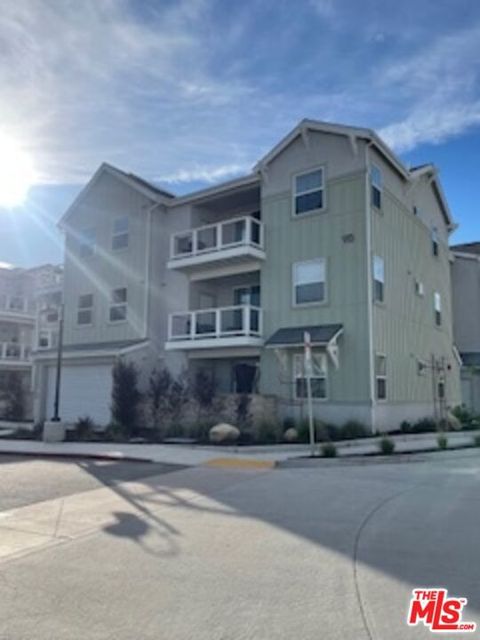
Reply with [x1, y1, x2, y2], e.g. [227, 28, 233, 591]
[167, 216, 265, 279]
[0, 295, 34, 322]
[166, 305, 263, 351]
[0, 342, 31, 364]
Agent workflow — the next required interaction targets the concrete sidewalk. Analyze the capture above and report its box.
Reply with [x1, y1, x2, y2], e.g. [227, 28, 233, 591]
[0, 428, 478, 465]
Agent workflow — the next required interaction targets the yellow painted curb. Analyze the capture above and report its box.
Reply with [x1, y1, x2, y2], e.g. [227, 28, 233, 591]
[205, 457, 275, 470]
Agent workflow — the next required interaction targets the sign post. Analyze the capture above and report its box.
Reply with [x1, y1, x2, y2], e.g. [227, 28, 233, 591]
[304, 331, 315, 456]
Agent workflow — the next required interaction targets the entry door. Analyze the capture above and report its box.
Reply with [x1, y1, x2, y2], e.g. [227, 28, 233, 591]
[233, 363, 257, 393]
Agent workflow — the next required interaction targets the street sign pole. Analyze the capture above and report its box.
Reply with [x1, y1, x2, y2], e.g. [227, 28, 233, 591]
[304, 331, 315, 456]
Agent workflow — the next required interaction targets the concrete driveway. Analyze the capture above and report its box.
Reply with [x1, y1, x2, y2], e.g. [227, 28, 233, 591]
[0, 449, 479, 639]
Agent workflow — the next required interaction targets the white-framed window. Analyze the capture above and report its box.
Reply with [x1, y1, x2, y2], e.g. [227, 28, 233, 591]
[415, 280, 424, 297]
[293, 258, 326, 305]
[109, 287, 127, 322]
[293, 167, 325, 216]
[79, 227, 96, 257]
[373, 255, 385, 303]
[371, 164, 382, 209]
[375, 354, 387, 400]
[77, 293, 94, 325]
[233, 285, 260, 307]
[434, 291, 442, 326]
[38, 330, 50, 349]
[432, 227, 439, 257]
[293, 352, 327, 399]
[417, 359, 427, 376]
[112, 216, 129, 250]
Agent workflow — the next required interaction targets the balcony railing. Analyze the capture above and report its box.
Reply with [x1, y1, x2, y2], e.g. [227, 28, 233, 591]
[170, 216, 264, 261]
[0, 342, 31, 361]
[168, 305, 262, 342]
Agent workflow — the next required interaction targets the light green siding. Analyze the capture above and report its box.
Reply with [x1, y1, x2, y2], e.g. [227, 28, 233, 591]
[259, 173, 371, 406]
[371, 186, 461, 410]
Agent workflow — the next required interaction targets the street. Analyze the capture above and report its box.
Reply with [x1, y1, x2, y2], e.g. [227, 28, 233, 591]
[0, 450, 479, 639]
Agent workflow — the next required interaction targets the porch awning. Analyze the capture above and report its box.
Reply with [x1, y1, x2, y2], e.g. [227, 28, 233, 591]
[265, 324, 343, 348]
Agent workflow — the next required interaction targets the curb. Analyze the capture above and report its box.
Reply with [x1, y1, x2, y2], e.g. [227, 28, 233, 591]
[0, 450, 155, 464]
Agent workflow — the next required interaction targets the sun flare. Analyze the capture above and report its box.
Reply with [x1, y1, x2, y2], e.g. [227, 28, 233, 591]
[0, 133, 36, 207]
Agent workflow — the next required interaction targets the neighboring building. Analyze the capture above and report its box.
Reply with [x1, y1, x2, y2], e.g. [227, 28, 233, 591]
[0, 263, 63, 420]
[451, 242, 480, 413]
[32, 120, 461, 431]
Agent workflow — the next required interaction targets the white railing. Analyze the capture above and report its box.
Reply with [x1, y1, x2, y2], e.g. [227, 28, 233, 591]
[168, 305, 262, 341]
[0, 295, 30, 314]
[170, 216, 264, 260]
[0, 342, 31, 361]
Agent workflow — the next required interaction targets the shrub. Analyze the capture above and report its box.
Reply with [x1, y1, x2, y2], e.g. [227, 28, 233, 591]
[105, 422, 128, 442]
[451, 405, 473, 426]
[411, 417, 437, 434]
[379, 437, 395, 455]
[340, 420, 368, 440]
[282, 417, 296, 431]
[2, 371, 25, 421]
[400, 420, 412, 434]
[111, 360, 142, 438]
[255, 421, 279, 444]
[437, 434, 448, 450]
[473, 434, 480, 448]
[236, 394, 252, 430]
[74, 416, 96, 441]
[320, 442, 337, 458]
[148, 367, 173, 430]
[192, 370, 216, 412]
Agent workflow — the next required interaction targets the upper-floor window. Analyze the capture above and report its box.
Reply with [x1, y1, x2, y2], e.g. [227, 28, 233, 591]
[109, 287, 127, 322]
[293, 258, 326, 305]
[45, 309, 59, 323]
[371, 165, 382, 209]
[112, 216, 129, 250]
[434, 292, 442, 326]
[431, 227, 439, 257]
[8, 296, 26, 312]
[373, 255, 385, 303]
[415, 280, 424, 297]
[79, 227, 96, 257]
[234, 285, 260, 307]
[77, 293, 93, 325]
[293, 352, 327, 399]
[375, 354, 387, 400]
[293, 168, 324, 216]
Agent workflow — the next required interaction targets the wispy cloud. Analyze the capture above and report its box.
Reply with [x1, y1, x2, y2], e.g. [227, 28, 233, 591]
[1, 0, 480, 190]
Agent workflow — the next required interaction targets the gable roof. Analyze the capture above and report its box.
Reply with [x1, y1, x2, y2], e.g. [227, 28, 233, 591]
[58, 163, 173, 228]
[254, 119, 454, 230]
[451, 242, 480, 256]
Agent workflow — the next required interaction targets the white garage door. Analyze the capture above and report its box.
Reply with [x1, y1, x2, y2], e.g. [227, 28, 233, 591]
[46, 363, 113, 425]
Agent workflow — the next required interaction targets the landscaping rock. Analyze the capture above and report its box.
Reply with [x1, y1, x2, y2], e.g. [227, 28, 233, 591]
[209, 423, 240, 444]
[447, 412, 462, 431]
[283, 427, 299, 443]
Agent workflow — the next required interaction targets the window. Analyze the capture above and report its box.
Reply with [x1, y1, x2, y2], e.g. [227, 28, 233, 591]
[293, 352, 327, 399]
[375, 354, 387, 400]
[79, 227, 96, 257]
[109, 287, 127, 322]
[293, 168, 324, 216]
[77, 294, 93, 325]
[417, 359, 427, 376]
[8, 296, 25, 311]
[434, 292, 442, 326]
[432, 228, 439, 256]
[38, 330, 51, 349]
[45, 310, 59, 323]
[415, 280, 424, 297]
[112, 216, 129, 250]
[373, 256, 385, 303]
[438, 380, 445, 399]
[234, 285, 260, 307]
[371, 165, 382, 209]
[293, 259, 326, 305]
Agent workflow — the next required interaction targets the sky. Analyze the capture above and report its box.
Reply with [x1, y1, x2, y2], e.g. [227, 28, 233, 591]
[0, 0, 479, 268]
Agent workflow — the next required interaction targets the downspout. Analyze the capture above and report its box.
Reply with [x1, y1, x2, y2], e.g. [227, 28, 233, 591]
[365, 143, 376, 432]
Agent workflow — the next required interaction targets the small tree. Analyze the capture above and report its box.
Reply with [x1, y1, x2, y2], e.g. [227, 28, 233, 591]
[148, 367, 173, 438]
[192, 370, 216, 414]
[111, 359, 141, 438]
[4, 371, 25, 421]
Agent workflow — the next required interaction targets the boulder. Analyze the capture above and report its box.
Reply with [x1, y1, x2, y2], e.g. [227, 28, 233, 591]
[446, 412, 462, 431]
[209, 423, 240, 444]
[283, 427, 299, 443]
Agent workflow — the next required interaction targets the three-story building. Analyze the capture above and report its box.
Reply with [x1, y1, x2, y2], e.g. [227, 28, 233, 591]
[33, 120, 461, 431]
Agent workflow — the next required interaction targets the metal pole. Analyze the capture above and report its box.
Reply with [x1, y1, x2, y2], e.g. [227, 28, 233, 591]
[306, 374, 315, 456]
[52, 303, 64, 421]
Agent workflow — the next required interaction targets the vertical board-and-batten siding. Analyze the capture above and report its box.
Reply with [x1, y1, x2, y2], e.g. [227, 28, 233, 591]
[62, 172, 150, 346]
[371, 159, 461, 408]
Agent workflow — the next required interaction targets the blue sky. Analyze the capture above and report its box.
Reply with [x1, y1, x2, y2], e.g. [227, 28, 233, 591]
[0, 0, 479, 267]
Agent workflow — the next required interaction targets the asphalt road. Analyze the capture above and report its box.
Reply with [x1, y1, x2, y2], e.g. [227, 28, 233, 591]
[0, 455, 184, 511]
[0, 449, 479, 639]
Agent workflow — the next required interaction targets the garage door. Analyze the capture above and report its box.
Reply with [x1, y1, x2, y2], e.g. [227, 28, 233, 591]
[46, 363, 113, 425]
